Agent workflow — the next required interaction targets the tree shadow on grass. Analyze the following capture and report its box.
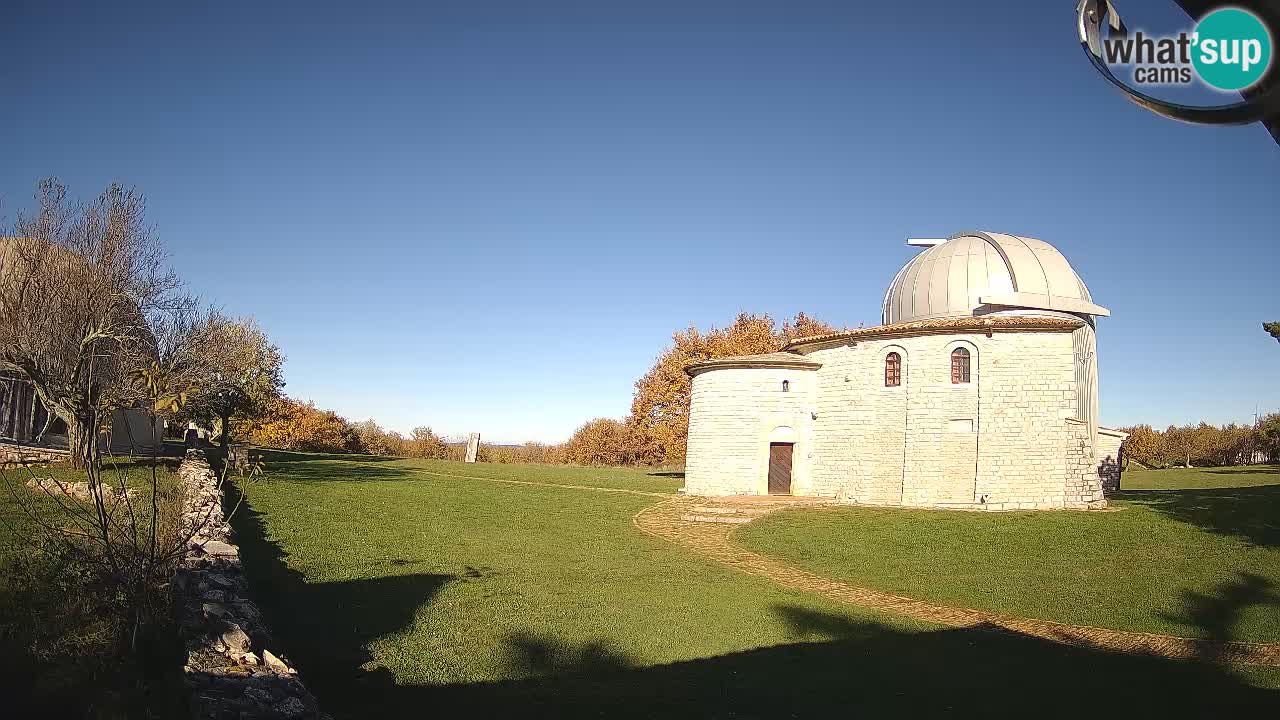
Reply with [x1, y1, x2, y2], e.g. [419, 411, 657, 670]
[415, 606, 1280, 718]
[1113, 484, 1280, 547]
[232, 509, 1280, 719]
[250, 449, 415, 483]
[228, 483, 1280, 718]
[647, 470, 685, 479]
[254, 448, 403, 465]
[227, 488, 453, 697]
[1161, 573, 1280, 661]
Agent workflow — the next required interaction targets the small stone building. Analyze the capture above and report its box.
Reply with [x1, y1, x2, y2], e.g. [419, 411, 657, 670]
[683, 231, 1126, 510]
[0, 374, 163, 456]
[1, 236, 165, 457]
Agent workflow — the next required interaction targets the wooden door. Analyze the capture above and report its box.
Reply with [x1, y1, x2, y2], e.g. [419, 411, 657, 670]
[768, 443, 793, 495]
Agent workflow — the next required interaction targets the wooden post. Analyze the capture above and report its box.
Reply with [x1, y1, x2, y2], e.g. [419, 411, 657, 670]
[0, 379, 12, 438]
[464, 433, 480, 463]
[228, 443, 249, 471]
[21, 384, 36, 444]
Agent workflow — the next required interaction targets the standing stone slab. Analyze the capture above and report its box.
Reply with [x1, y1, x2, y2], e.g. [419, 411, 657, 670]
[464, 432, 480, 463]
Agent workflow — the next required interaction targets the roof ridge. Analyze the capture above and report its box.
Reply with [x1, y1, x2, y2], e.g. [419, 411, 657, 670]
[783, 315, 1084, 351]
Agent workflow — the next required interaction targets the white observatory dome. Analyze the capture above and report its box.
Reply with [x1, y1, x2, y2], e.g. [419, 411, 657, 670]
[881, 231, 1109, 325]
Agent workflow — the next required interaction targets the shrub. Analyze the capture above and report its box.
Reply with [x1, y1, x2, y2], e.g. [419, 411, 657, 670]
[241, 397, 362, 453]
[407, 427, 449, 459]
[561, 418, 643, 466]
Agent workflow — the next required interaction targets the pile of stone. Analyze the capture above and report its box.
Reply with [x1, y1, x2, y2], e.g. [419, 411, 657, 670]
[24, 476, 135, 502]
[175, 450, 328, 720]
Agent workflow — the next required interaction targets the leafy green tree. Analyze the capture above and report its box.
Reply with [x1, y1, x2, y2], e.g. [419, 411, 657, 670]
[1266, 322, 1280, 344]
[181, 315, 284, 447]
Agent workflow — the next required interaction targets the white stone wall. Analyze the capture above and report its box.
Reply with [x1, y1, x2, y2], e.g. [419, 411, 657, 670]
[684, 329, 1108, 510]
[807, 331, 1090, 509]
[973, 333, 1088, 510]
[684, 367, 816, 496]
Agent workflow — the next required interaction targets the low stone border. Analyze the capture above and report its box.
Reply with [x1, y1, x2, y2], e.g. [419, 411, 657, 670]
[0, 441, 69, 467]
[175, 450, 329, 719]
[25, 476, 134, 501]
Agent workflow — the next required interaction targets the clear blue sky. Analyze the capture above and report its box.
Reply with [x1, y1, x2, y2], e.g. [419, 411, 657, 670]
[3, 0, 1277, 443]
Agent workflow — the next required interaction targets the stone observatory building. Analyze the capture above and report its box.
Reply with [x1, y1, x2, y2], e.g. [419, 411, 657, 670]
[683, 231, 1126, 511]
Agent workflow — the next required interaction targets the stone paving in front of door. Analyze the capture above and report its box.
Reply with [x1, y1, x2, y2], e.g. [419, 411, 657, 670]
[633, 495, 1280, 667]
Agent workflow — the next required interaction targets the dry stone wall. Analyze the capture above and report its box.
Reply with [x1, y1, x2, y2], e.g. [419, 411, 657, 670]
[0, 442, 69, 466]
[176, 450, 328, 720]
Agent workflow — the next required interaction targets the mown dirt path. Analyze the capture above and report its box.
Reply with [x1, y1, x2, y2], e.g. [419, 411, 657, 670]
[633, 495, 1280, 667]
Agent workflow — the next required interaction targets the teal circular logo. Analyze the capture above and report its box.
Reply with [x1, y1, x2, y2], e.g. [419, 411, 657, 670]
[1191, 7, 1273, 91]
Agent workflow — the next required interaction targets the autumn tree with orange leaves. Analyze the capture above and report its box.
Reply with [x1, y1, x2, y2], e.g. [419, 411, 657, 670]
[627, 312, 836, 465]
[238, 397, 362, 454]
[560, 417, 642, 466]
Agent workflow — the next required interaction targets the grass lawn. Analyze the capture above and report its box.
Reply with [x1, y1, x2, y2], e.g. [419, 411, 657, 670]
[233, 451, 1280, 717]
[256, 451, 684, 495]
[0, 453, 185, 717]
[1, 453, 182, 566]
[738, 466, 1280, 647]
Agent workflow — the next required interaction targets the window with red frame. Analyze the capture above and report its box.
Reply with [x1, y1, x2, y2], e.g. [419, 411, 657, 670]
[885, 352, 901, 387]
[951, 347, 971, 384]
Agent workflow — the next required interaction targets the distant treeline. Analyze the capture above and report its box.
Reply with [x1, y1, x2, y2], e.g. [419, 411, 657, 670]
[235, 312, 837, 467]
[236, 397, 1280, 471]
[1118, 414, 1280, 469]
[230, 396, 642, 466]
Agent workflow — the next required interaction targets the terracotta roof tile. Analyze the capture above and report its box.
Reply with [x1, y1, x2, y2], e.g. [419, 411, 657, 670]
[684, 352, 822, 377]
[783, 315, 1084, 351]
[683, 316, 1084, 376]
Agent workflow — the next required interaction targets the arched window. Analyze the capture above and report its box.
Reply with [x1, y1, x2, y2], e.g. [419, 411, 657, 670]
[951, 347, 971, 384]
[781, 380, 790, 393]
[884, 352, 901, 387]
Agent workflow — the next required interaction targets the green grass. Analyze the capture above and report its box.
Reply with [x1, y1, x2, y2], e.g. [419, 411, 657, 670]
[0, 454, 181, 565]
[0, 455, 186, 717]
[254, 450, 683, 494]
[233, 452, 1280, 717]
[1120, 464, 1280, 490]
[237, 450, 913, 682]
[0, 470, 60, 566]
[737, 466, 1280, 646]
